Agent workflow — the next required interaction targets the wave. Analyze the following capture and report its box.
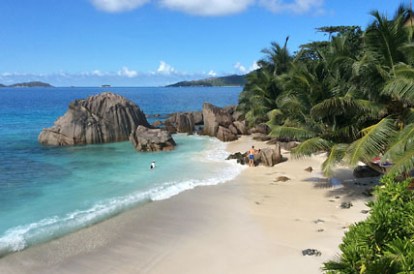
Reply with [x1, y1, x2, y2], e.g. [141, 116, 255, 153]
[0, 147, 245, 257]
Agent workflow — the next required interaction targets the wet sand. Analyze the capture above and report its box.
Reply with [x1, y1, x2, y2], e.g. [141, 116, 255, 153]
[0, 136, 374, 274]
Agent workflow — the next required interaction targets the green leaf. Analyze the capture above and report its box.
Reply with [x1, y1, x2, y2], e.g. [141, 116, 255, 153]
[347, 118, 396, 166]
[322, 143, 348, 176]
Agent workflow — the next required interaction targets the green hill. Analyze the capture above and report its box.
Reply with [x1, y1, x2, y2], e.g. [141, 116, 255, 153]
[167, 74, 246, 87]
[8, 81, 53, 88]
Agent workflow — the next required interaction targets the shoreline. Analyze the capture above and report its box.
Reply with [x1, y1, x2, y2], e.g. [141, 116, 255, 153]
[0, 136, 373, 274]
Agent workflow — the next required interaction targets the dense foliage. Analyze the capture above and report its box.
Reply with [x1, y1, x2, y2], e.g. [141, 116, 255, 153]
[323, 176, 414, 273]
[238, 5, 414, 177]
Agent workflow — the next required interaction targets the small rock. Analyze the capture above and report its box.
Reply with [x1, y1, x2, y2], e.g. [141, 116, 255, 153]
[340, 202, 353, 209]
[274, 176, 290, 182]
[317, 229, 324, 232]
[335, 196, 340, 199]
[313, 219, 325, 224]
[361, 210, 369, 214]
[304, 166, 313, 172]
[302, 249, 322, 256]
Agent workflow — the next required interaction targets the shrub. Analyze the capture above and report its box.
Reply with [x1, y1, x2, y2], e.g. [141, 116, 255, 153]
[323, 175, 414, 273]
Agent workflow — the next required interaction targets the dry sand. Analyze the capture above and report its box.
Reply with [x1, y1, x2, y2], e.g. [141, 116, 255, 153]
[0, 136, 375, 274]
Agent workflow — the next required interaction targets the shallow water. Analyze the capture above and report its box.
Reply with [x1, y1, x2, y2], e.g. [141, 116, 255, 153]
[0, 86, 243, 256]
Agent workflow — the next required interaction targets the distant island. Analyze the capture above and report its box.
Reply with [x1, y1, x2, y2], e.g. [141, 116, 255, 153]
[166, 74, 246, 87]
[0, 81, 53, 88]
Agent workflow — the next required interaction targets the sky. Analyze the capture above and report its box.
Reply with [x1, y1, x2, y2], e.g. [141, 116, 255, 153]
[0, 0, 404, 87]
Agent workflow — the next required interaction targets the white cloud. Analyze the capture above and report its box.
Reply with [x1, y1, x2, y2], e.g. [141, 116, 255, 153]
[249, 61, 260, 71]
[234, 61, 259, 74]
[234, 62, 247, 74]
[118, 66, 138, 77]
[159, 0, 254, 16]
[208, 70, 217, 77]
[90, 0, 325, 15]
[157, 61, 176, 75]
[91, 70, 106, 77]
[90, 0, 150, 12]
[259, 0, 324, 14]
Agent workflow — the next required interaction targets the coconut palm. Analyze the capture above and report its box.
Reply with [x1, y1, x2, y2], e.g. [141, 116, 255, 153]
[351, 6, 414, 176]
[238, 38, 292, 126]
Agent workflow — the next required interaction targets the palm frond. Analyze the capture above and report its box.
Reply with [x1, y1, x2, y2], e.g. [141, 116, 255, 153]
[322, 143, 349, 176]
[269, 125, 316, 141]
[266, 109, 284, 126]
[386, 139, 414, 176]
[383, 64, 414, 104]
[383, 123, 414, 160]
[291, 137, 332, 158]
[347, 118, 396, 166]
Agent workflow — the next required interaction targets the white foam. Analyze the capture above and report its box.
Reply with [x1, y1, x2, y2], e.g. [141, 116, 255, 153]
[0, 136, 245, 256]
[150, 163, 244, 201]
[0, 192, 152, 256]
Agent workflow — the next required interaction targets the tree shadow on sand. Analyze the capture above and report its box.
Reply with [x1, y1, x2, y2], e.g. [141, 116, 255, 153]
[303, 167, 381, 202]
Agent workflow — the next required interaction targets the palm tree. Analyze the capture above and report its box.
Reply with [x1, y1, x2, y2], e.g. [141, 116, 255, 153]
[238, 37, 292, 126]
[268, 33, 377, 175]
[350, 5, 414, 176]
[275, 6, 414, 176]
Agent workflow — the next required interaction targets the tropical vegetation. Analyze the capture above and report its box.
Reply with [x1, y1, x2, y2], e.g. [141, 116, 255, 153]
[323, 175, 414, 273]
[237, 4, 414, 273]
[238, 5, 414, 177]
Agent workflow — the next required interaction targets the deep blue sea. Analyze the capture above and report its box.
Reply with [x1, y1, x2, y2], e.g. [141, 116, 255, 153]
[0, 86, 244, 256]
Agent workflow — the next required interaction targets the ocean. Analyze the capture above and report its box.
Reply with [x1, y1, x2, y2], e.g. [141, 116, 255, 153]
[0, 86, 244, 256]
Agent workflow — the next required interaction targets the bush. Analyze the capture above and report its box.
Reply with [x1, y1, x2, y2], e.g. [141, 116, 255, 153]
[323, 175, 414, 273]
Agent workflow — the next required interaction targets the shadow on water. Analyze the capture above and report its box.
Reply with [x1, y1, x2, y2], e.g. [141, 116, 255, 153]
[303, 167, 381, 202]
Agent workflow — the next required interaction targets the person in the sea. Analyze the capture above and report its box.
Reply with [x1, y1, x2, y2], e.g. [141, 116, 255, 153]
[248, 146, 257, 167]
[150, 161, 156, 170]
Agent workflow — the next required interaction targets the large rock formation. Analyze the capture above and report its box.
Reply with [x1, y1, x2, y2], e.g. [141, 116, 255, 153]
[202, 103, 241, 141]
[130, 126, 176, 152]
[164, 111, 203, 134]
[38, 92, 150, 146]
[216, 126, 238, 142]
[256, 144, 284, 167]
[202, 103, 234, 137]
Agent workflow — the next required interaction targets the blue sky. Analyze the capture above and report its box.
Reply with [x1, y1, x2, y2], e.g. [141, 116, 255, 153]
[0, 0, 404, 86]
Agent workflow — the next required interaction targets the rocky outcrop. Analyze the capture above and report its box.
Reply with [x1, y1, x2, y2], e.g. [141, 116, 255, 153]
[38, 92, 150, 146]
[233, 121, 248, 135]
[164, 111, 203, 134]
[256, 145, 284, 167]
[226, 143, 284, 167]
[130, 126, 176, 152]
[203, 103, 234, 137]
[217, 126, 238, 142]
[157, 104, 248, 142]
[202, 103, 249, 142]
[226, 152, 248, 165]
[249, 124, 270, 135]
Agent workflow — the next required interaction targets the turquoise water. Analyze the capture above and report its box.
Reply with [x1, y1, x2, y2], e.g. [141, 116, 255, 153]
[0, 87, 243, 256]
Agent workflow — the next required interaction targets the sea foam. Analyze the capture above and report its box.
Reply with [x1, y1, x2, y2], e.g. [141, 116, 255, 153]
[0, 136, 245, 257]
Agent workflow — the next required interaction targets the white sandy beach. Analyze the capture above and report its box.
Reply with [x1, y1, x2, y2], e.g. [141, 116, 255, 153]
[0, 136, 374, 274]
